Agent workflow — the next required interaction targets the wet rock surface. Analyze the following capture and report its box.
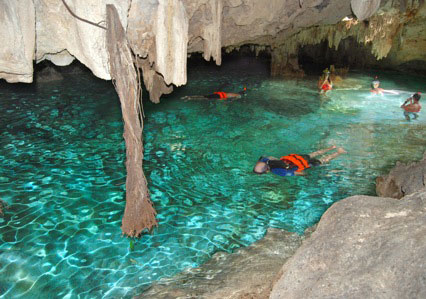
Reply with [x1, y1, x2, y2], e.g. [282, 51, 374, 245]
[36, 66, 64, 83]
[270, 191, 426, 299]
[376, 152, 426, 199]
[137, 228, 313, 299]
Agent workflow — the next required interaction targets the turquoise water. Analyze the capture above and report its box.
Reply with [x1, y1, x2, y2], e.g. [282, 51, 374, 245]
[0, 57, 425, 298]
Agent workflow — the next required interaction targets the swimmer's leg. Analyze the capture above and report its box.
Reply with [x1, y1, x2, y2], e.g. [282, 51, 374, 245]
[318, 147, 347, 164]
[404, 111, 411, 121]
[309, 145, 337, 158]
[181, 95, 207, 100]
[412, 113, 418, 120]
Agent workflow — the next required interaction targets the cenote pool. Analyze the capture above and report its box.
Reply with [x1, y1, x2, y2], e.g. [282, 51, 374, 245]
[0, 57, 425, 298]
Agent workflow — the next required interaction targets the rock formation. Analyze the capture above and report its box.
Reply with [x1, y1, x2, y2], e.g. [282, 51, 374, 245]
[136, 228, 313, 299]
[133, 153, 426, 298]
[1, 0, 425, 91]
[271, 0, 426, 75]
[270, 191, 426, 299]
[36, 65, 64, 82]
[269, 154, 426, 299]
[351, 0, 381, 21]
[376, 152, 426, 199]
[0, 0, 35, 83]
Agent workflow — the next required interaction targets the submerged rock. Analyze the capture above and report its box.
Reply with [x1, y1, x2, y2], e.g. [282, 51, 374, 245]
[270, 191, 426, 299]
[36, 66, 64, 83]
[137, 228, 313, 299]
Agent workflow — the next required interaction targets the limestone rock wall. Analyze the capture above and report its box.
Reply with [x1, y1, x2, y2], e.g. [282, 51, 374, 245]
[0, 0, 35, 83]
[35, 0, 129, 80]
[386, 1, 426, 68]
[0, 0, 425, 99]
[271, 0, 426, 75]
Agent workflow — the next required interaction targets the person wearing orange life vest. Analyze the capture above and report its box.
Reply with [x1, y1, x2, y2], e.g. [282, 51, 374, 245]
[181, 87, 247, 100]
[253, 145, 346, 176]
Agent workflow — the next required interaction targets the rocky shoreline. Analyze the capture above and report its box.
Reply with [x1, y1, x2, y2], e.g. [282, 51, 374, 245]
[136, 153, 426, 298]
[137, 227, 314, 299]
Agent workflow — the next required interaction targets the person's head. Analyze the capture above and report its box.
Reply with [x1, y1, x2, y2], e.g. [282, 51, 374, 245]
[372, 80, 380, 89]
[253, 161, 269, 174]
[413, 92, 421, 102]
[325, 72, 330, 79]
[238, 87, 247, 95]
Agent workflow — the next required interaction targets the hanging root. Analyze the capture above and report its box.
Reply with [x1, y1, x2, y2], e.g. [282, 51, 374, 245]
[106, 5, 158, 237]
[121, 188, 158, 237]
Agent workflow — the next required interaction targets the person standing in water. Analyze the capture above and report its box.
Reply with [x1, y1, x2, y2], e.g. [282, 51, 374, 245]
[253, 145, 346, 176]
[401, 92, 421, 121]
[181, 87, 247, 100]
[319, 70, 333, 95]
[370, 76, 399, 95]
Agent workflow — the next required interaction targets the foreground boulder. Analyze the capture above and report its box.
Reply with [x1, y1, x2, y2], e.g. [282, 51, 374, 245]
[270, 191, 426, 299]
[376, 152, 426, 198]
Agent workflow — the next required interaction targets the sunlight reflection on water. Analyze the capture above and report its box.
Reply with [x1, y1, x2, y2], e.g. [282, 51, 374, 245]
[0, 59, 425, 298]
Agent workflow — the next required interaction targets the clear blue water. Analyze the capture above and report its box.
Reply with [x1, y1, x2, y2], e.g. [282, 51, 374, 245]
[0, 57, 425, 298]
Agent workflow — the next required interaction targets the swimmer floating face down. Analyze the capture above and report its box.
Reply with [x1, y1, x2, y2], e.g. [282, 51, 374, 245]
[253, 161, 269, 174]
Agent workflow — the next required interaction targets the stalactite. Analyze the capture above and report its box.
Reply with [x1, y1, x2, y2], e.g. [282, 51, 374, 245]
[106, 4, 158, 237]
[271, 2, 421, 76]
[351, 0, 381, 21]
[138, 56, 173, 104]
[201, 0, 223, 65]
[0, 0, 35, 83]
[155, 0, 188, 86]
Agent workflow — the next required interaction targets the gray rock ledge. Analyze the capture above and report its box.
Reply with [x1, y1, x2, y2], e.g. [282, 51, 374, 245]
[270, 191, 426, 299]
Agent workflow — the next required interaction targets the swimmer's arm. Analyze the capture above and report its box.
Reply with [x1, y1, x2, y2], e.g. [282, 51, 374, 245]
[401, 98, 411, 107]
[382, 89, 399, 95]
[295, 171, 306, 176]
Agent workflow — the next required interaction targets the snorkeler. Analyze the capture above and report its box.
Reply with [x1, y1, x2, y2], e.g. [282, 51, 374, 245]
[401, 92, 421, 121]
[181, 87, 247, 100]
[319, 70, 332, 95]
[253, 145, 346, 176]
[370, 77, 399, 95]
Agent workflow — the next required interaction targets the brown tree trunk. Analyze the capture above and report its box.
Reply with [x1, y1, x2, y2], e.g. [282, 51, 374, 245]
[106, 5, 157, 237]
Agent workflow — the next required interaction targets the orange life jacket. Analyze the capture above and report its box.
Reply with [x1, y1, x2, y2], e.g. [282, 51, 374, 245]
[321, 83, 332, 91]
[280, 154, 310, 172]
[214, 91, 228, 99]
